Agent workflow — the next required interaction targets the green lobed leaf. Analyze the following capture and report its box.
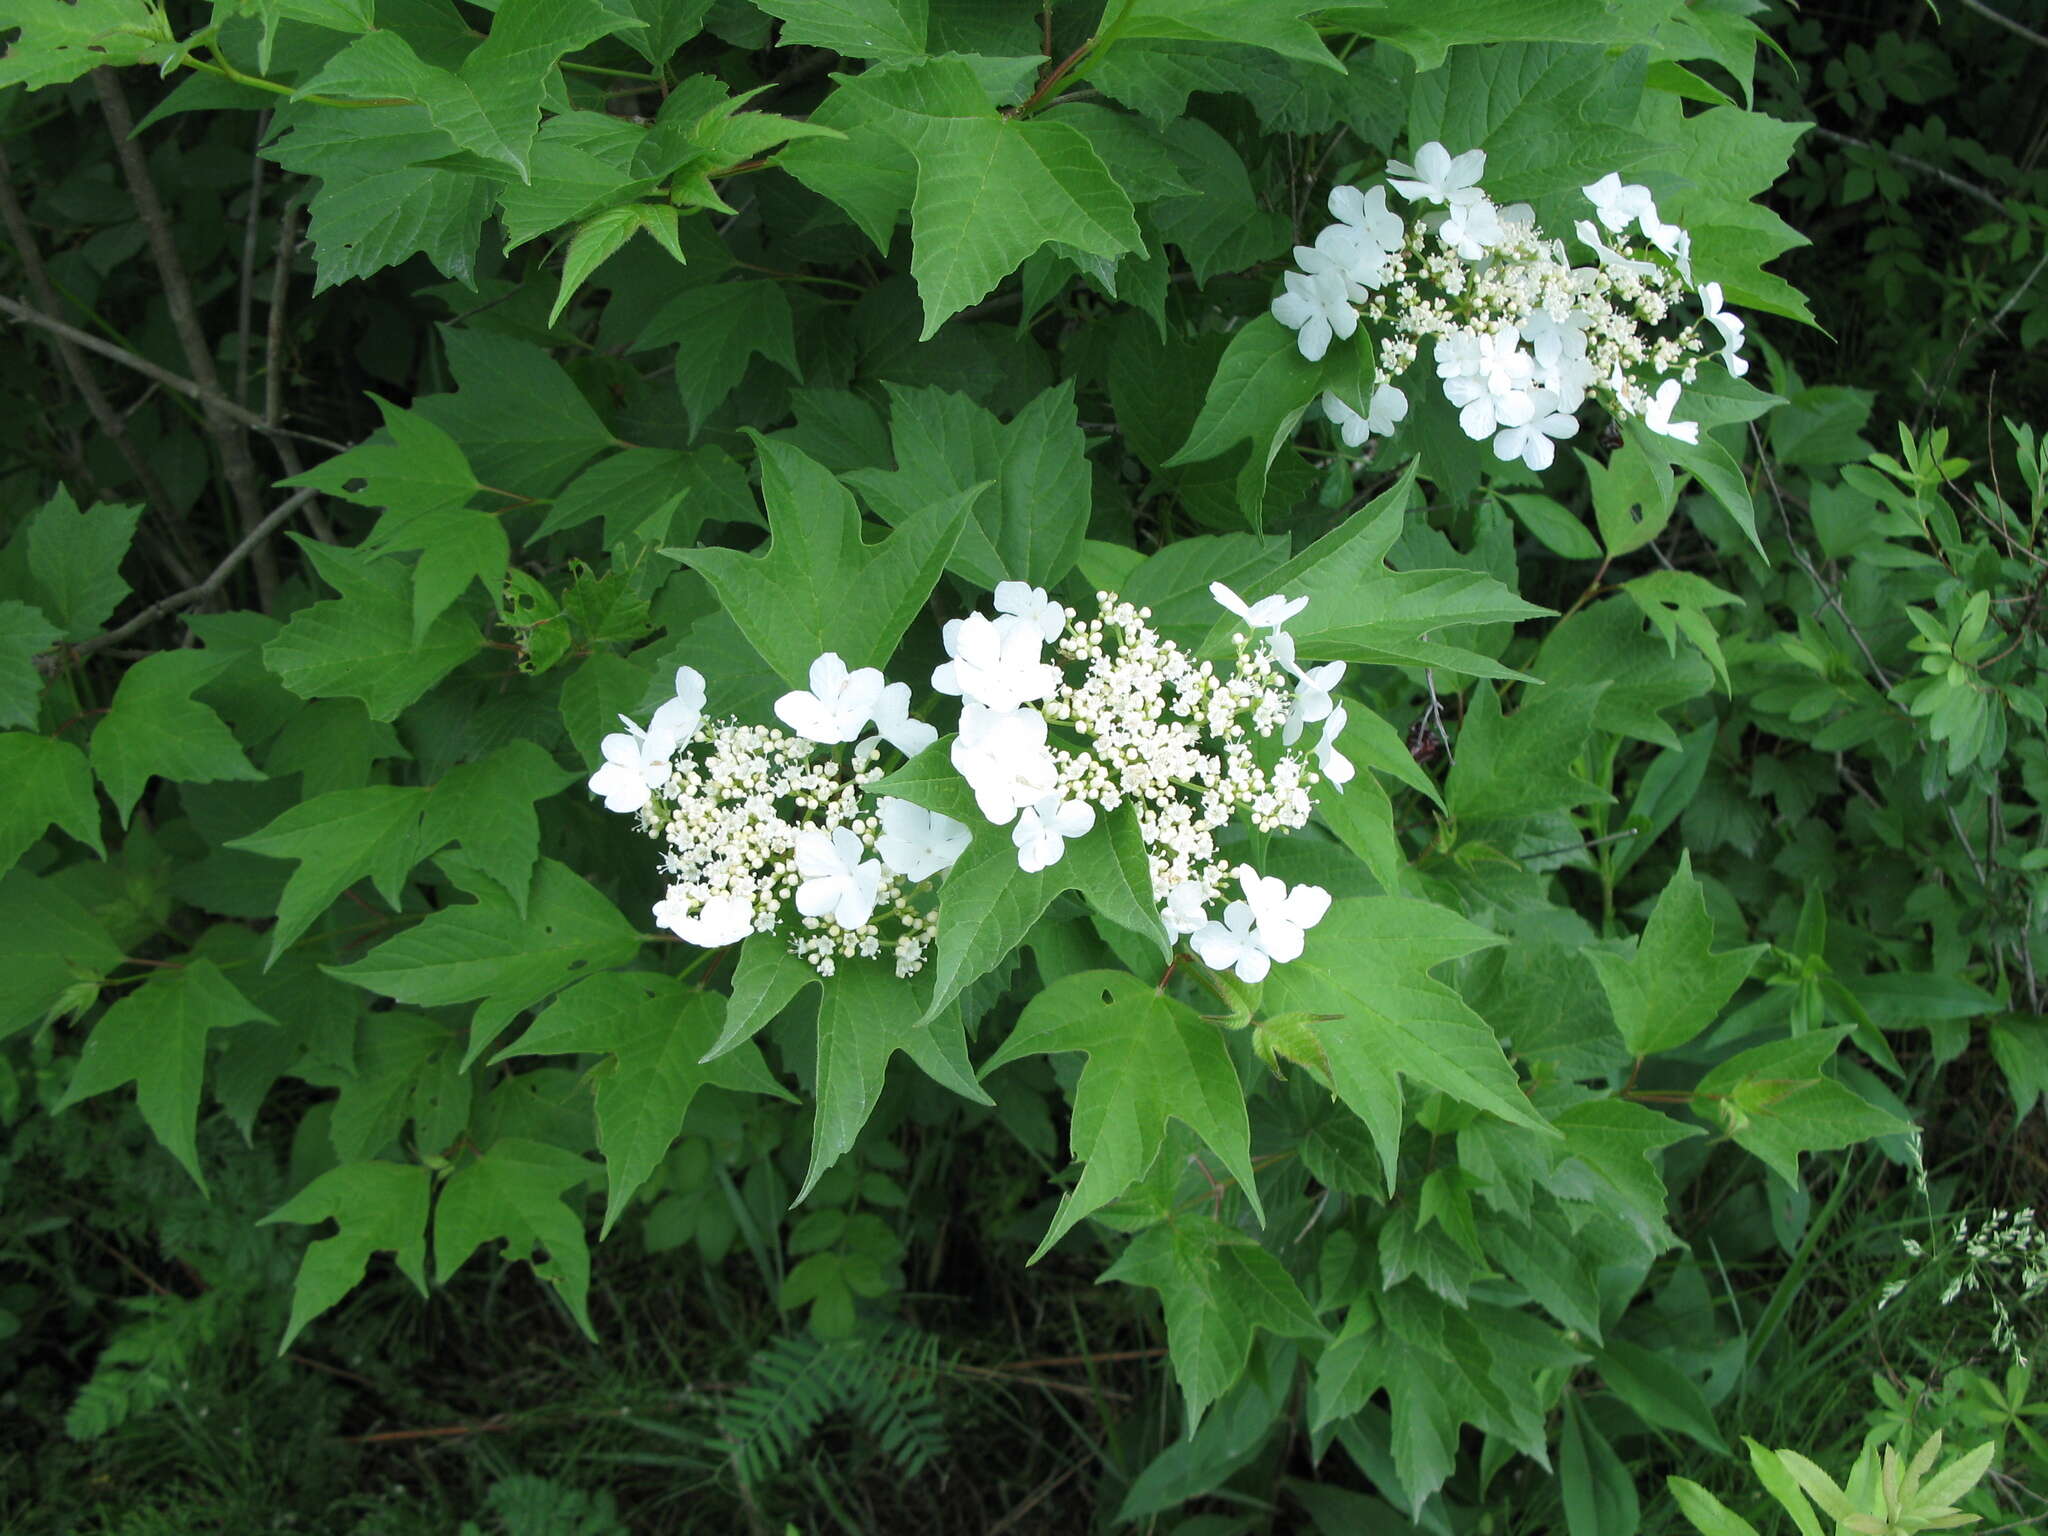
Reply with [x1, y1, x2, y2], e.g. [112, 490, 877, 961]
[1587, 851, 1765, 1056]
[1113, 0, 1345, 71]
[0, 600, 58, 729]
[260, 1161, 432, 1350]
[284, 394, 480, 520]
[0, 732, 103, 875]
[435, 1137, 599, 1338]
[411, 327, 617, 496]
[0, 869, 125, 1042]
[986, 971, 1262, 1260]
[0, 0, 164, 89]
[753, 0, 926, 58]
[498, 973, 791, 1236]
[635, 281, 800, 433]
[54, 960, 275, 1191]
[89, 650, 266, 826]
[20, 488, 142, 641]
[1445, 682, 1611, 826]
[1693, 1026, 1914, 1185]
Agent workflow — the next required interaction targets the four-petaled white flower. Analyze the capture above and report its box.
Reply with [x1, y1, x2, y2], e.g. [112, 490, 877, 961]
[1699, 282, 1748, 377]
[588, 712, 683, 814]
[1386, 142, 1486, 207]
[1321, 382, 1409, 447]
[1282, 659, 1346, 745]
[1492, 389, 1580, 471]
[1296, 225, 1389, 290]
[1643, 378, 1700, 444]
[793, 826, 883, 930]
[1328, 182, 1405, 252]
[952, 702, 1060, 824]
[653, 890, 754, 949]
[932, 612, 1063, 713]
[1209, 582, 1307, 632]
[775, 652, 886, 744]
[1271, 267, 1360, 362]
[993, 581, 1066, 643]
[864, 680, 937, 759]
[1159, 880, 1209, 939]
[1188, 867, 1333, 984]
[1313, 705, 1354, 791]
[875, 797, 971, 881]
[1582, 173, 1659, 234]
[1012, 794, 1096, 873]
[1439, 196, 1505, 260]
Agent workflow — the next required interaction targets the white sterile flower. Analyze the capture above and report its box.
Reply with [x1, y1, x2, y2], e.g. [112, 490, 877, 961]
[1492, 389, 1580, 471]
[993, 581, 1066, 643]
[1189, 901, 1272, 983]
[932, 612, 1063, 713]
[952, 702, 1060, 824]
[1313, 704, 1355, 790]
[1271, 267, 1359, 362]
[1573, 219, 1657, 278]
[1386, 141, 1486, 207]
[1282, 659, 1345, 745]
[875, 797, 971, 881]
[1365, 382, 1409, 436]
[774, 652, 886, 744]
[1322, 391, 1372, 448]
[793, 826, 883, 929]
[1443, 336, 1537, 441]
[1298, 224, 1389, 289]
[1439, 196, 1505, 260]
[860, 680, 937, 759]
[1582, 173, 1659, 234]
[1643, 378, 1700, 444]
[1699, 282, 1748, 377]
[1237, 865, 1332, 966]
[1329, 182, 1405, 252]
[1668, 225, 1694, 284]
[653, 891, 754, 949]
[1012, 794, 1096, 873]
[1209, 582, 1307, 632]
[588, 712, 682, 814]
[1159, 880, 1209, 939]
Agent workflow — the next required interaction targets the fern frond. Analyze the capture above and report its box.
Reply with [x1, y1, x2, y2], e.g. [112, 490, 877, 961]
[719, 1324, 953, 1486]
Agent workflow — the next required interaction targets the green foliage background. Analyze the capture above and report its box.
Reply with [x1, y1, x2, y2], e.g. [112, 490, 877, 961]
[1, 1, 2045, 1531]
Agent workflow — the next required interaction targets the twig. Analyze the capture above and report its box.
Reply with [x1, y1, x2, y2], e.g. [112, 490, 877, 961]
[95, 69, 279, 607]
[1808, 126, 2010, 214]
[1958, 0, 2048, 50]
[235, 110, 270, 408]
[262, 196, 336, 542]
[51, 485, 321, 667]
[0, 144, 198, 586]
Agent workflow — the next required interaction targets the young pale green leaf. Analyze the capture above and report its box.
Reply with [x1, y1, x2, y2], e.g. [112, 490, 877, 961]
[284, 395, 480, 520]
[1666, 1478, 1764, 1536]
[326, 858, 644, 1069]
[1693, 1027, 1914, 1185]
[435, 1137, 598, 1339]
[1261, 897, 1548, 1193]
[679, 436, 974, 688]
[1742, 1438, 1826, 1536]
[1587, 852, 1765, 1056]
[54, 960, 275, 1191]
[636, 281, 800, 432]
[90, 650, 265, 826]
[986, 971, 1261, 1260]
[498, 973, 791, 1236]
[845, 382, 1092, 591]
[20, 488, 141, 641]
[1101, 1218, 1323, 1430]
[498, 110, 662, 248]
[550, 202, 684, 325]
[260, 1161, 431, 1351]
[0, 733, 103, 875]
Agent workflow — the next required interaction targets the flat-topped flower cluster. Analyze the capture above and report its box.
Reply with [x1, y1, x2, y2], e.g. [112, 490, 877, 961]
[588, 658, 961, 978]
[1272, 142, 1749, 471]
[933, 580, 1337, 984]
[587, 581, 1343, 987]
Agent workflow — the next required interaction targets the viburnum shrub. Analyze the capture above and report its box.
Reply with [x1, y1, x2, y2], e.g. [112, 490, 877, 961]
[13, 0, 2025, 1524]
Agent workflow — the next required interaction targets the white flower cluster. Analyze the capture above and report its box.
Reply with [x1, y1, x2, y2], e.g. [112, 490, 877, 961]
[1889, 1209, 2048, 1367]
[1271, 143, 1751, 472]
[587, 659, 970, 978]
[935, 580, 1338, 984]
